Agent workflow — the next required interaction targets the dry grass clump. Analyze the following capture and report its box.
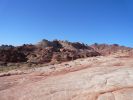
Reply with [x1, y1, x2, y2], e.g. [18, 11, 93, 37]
[0, 66, 19, 72]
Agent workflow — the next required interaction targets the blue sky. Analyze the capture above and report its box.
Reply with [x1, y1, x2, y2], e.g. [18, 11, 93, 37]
[0, 0, 133, 47]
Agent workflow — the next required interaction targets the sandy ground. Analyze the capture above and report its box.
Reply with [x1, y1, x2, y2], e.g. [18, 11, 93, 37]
[0, 55, 133, 100]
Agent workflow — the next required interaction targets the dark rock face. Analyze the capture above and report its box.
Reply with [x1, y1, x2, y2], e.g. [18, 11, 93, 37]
[0, 40, 100, 64]
[0, 45, 35, 63]
[0, 49, 27, 62]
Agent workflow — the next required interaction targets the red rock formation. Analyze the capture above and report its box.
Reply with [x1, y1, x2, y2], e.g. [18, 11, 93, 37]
[1, 41, 133, 64]
[91, 43, 133, 56]
[0, 40, 100, 64]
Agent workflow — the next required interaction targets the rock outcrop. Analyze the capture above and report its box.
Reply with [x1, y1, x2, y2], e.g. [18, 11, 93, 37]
[0, 40, 100, 64]
[0, 41, 133, 65]
[91, 43, 133, 56]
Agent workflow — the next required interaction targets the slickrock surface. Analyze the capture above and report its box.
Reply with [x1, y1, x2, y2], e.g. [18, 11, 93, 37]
[0, 55, 133, 100]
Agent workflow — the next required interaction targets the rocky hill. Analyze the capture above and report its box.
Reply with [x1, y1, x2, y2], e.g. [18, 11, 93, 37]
[0, 40, 100, 64]
[0, 40, 133, 66]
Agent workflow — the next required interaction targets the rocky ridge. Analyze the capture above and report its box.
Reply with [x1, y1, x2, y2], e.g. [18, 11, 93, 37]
[0, 39, 100, 65]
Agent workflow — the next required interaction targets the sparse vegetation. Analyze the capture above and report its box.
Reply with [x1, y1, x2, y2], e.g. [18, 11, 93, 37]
[0, 65, 19, 72]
